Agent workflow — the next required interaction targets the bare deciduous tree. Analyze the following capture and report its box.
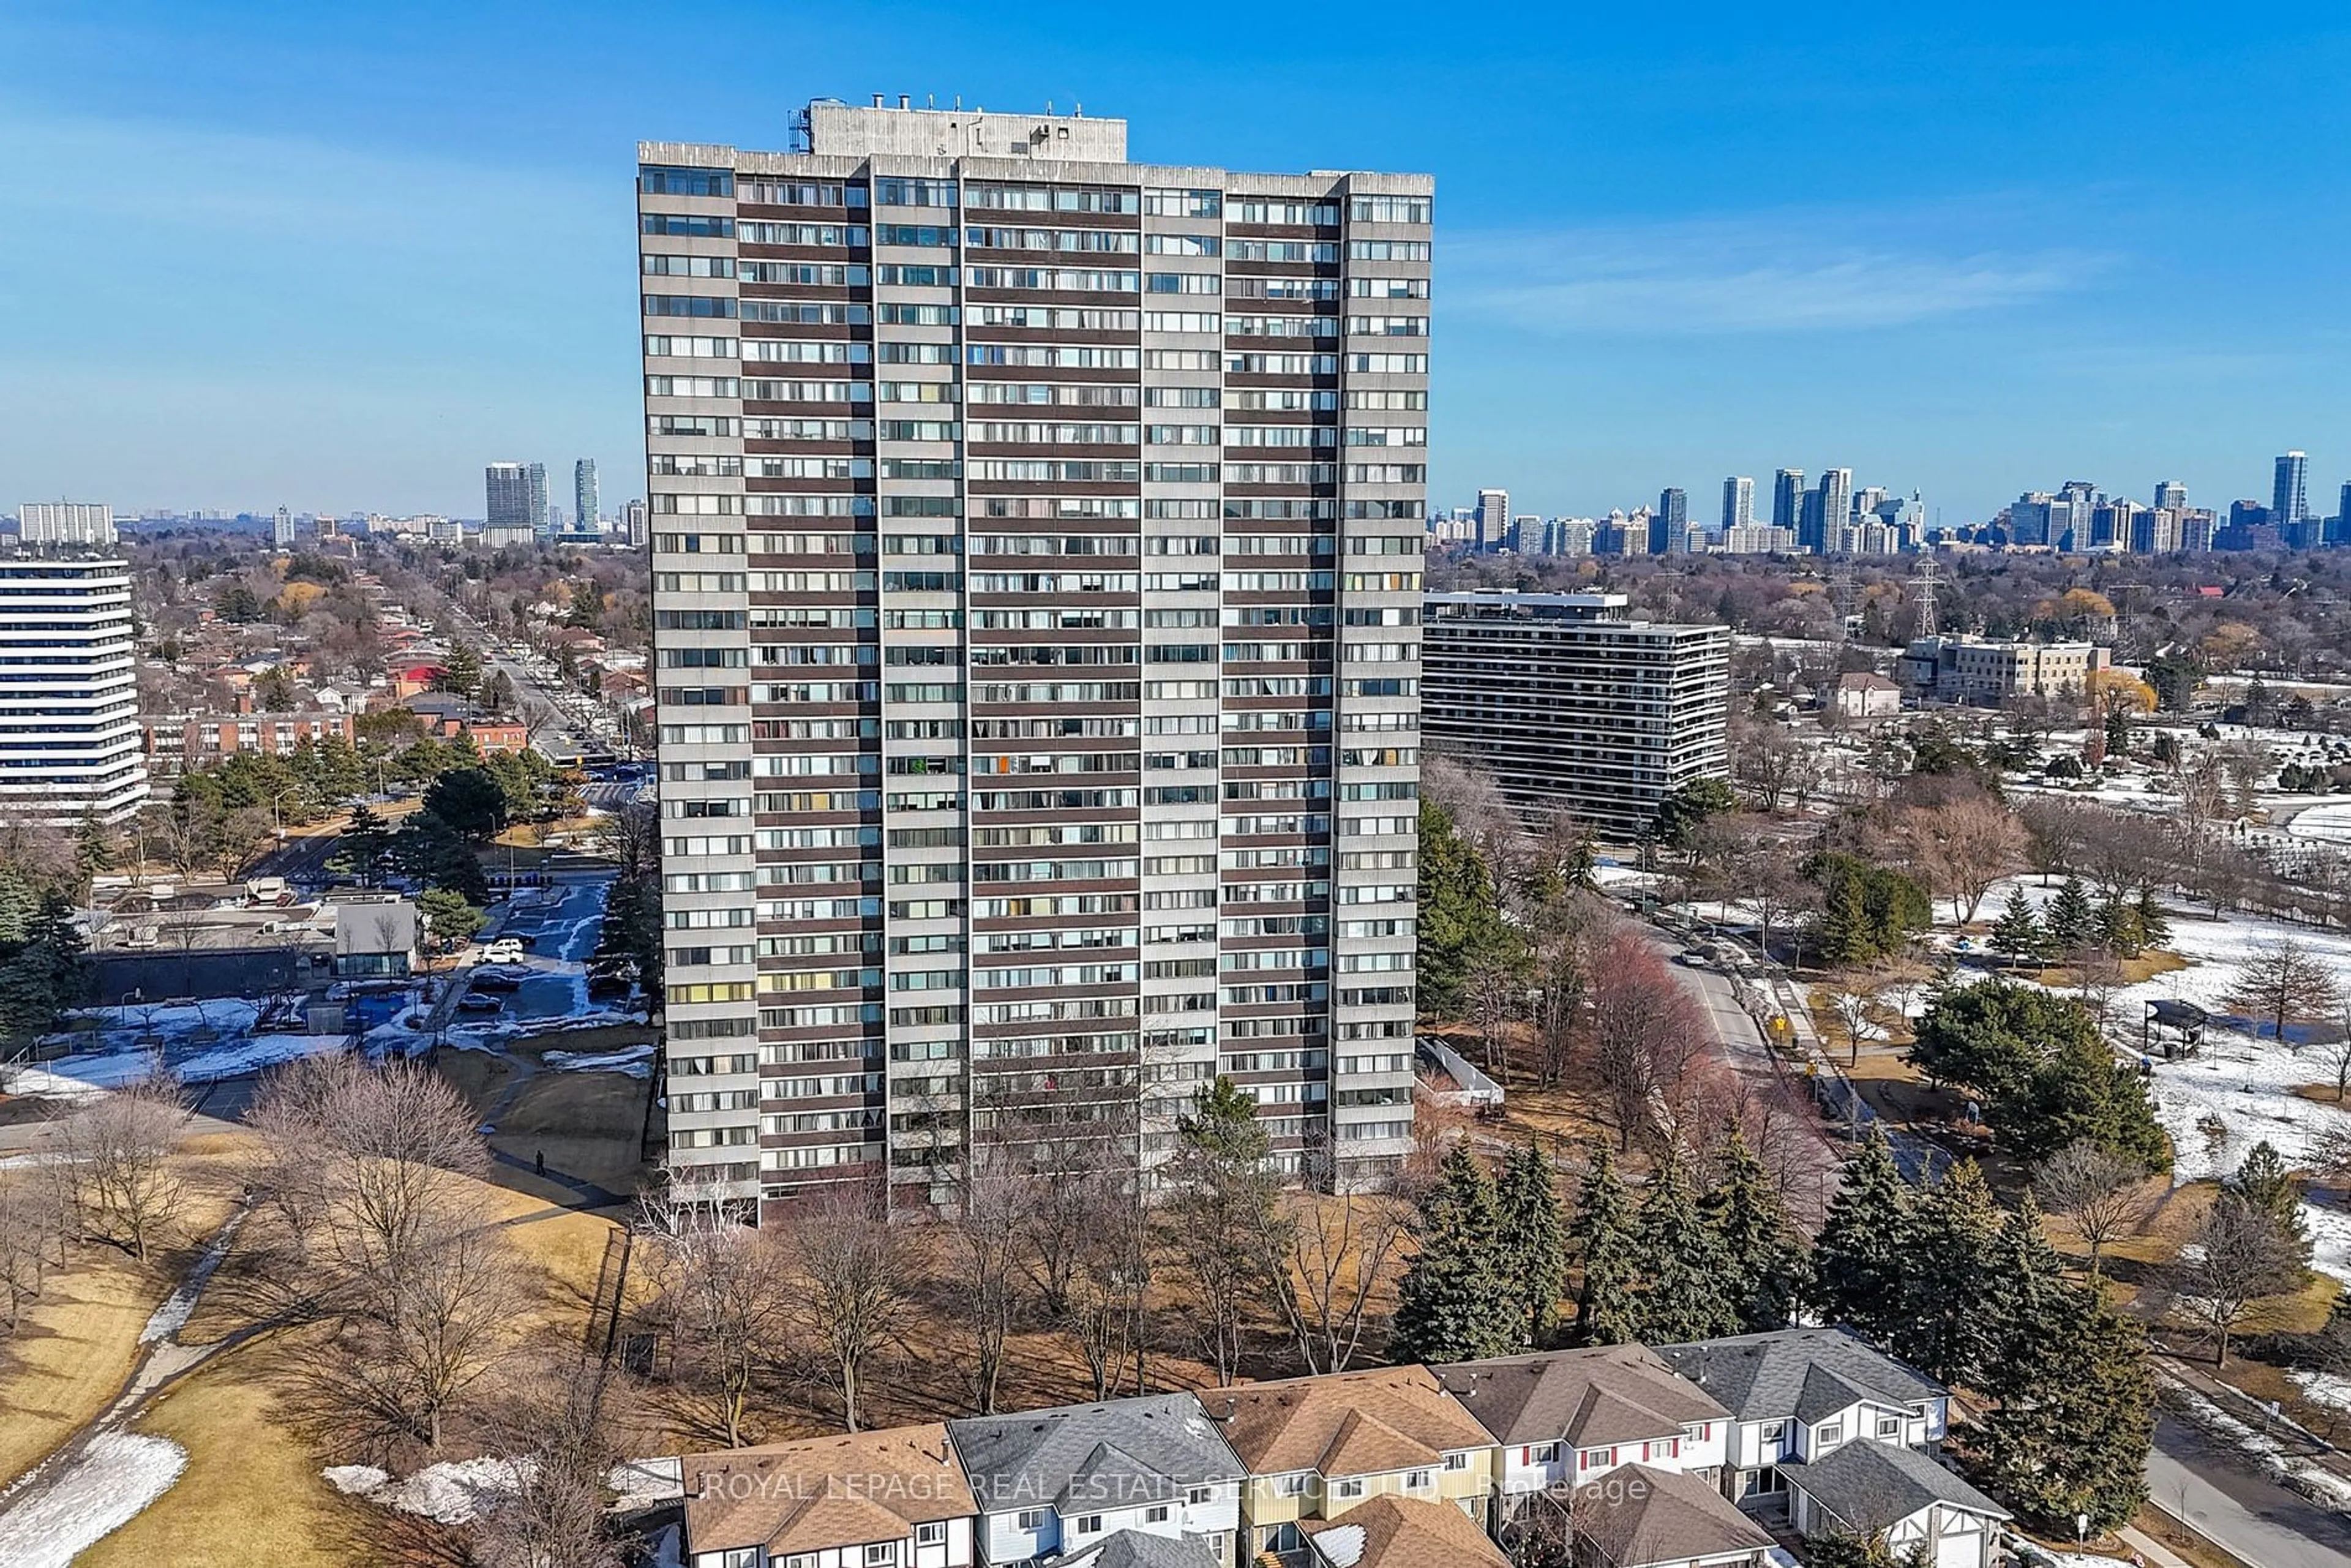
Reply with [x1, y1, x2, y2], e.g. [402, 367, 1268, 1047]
[779, 1174, 918, 1433]
[2034, 1140, 2153, 1280]
[1580, 927, 1712, 1154]
[2223, 939, 2345, 1042]
[468, 1356, 626, 1568]
[61, 1071, 190, 1261]
[1899, 791, 2027, 925]
[2170, 1192, 2305, 1367]
[946, 1145, 1032, 1415]
[1254, 1157, 1409, 1376]
[0, 1167, 70, 1332]
[1822, 973, 1880, 1067]
[637, 1166, 793, 1449]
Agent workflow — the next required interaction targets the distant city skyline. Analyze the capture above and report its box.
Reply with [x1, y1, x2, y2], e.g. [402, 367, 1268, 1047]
[6, 6, 2351, 517]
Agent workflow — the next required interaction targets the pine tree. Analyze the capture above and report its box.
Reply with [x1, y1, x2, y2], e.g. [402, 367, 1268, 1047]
[1629, 1150, 1741, 1344]
[2097, 894, 2143, 958]
[2045, 877, 2094, 951]
[1978, 1279, 2154, 1533]
[1818, 872, 1878, 967]
[2230, 1141, 2311, 1261]
[2133, 887, 2171, 950]
[1810, 1125, 1914, 1344]
[1567, 1144, 1640, 1346]
[1897, 1161, 2006, 1386]
[1497, 1139, 1568, 1348]
[1393, 1142, 1518, 1364]
[1988, 888, 2046, 965]
[1703, 1131, 1808, 1332]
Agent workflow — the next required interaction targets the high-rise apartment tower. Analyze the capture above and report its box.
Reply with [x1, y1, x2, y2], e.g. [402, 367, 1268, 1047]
[576, 459, 601, 534]
[1771, 469, 1804, 533]
[1721, 476, 1753, 533]
[640, 101, 1431, 1212]
[1475, 488, 1509, 552]
[2274, 451, 2309, 524]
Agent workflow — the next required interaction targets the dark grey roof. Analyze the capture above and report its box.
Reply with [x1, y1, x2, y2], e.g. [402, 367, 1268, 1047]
[1780, 1441, 2010, 1534]
[1059, 1529, 1226, 1568]
[948, 1393, 1243, 1516]
[1433, 1346, 1728, 1447]
[1652, 1329, 1944, 1423]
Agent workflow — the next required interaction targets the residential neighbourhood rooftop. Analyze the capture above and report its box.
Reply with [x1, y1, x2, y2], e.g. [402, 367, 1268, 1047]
[680, 1424, 972, 1559]
[1779, 1439, 2010, 1538]
[1212, 1367, 1492, 1478]
[1434, 1345, 1732, 1448]
[1654, 1329, 1946, 1424]
[949, 1392, 1243, 1514]
[1299, 1493, 1510, 1568]
[1572, 1463, 1779, 1568]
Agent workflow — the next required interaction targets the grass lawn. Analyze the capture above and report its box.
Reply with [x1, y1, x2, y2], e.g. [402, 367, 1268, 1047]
[80, 1348, 367, 1568]
[482, 1065, 651, 1202]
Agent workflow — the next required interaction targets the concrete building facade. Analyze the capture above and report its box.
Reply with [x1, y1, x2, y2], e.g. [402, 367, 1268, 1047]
[1420, 593, 1730, 841]
[0, 555, 148, 822]
[1899, 636, 2109, 702]
[640, 100, 1430, 1210]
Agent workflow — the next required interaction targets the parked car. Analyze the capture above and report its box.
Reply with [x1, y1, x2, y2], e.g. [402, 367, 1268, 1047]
[457, 994, 504, 1014]
[482, 938, 525, 964]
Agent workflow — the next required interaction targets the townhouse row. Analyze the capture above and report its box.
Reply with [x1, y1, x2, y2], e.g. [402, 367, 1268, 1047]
[678, 1328, 2011, 1568]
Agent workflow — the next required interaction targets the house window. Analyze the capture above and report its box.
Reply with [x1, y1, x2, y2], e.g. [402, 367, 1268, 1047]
[1443, 1452, 1471, 1471]
[1816, 1422, 1843, 1449]
[1275, 1474, 1310, 1497]
[1016, 1510, 1046, 1531]
[915, 1522, 946, 1547]
[1693, 1423, 1711, 1441]
[1526, 1443, 1558, 1464]
[1404, 1471, 1431, 1491]
[1147, 1505, 1171, 1524]
[1187, 1486, 1213, 1505]
[1077, 1516, 1103, 1535]
[1876, 1415, 1901, 1439]
[1759, 1421, 1787, 1446]
[1739, 1468, 1786, 1498]
[864, 1546, 895, 1567]
[1333, 1479, 1365, 1499]
[722, 1552, 762, 1568]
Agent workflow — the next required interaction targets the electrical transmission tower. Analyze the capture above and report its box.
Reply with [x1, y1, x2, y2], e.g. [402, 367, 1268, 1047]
[1908, 558, 1940, 638]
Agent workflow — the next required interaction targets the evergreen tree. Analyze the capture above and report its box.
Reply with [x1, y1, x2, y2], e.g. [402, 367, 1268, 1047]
[1629, 1150, 1740, 1343]
[2103, 703, 2131, 758]
[2045, 877, 2093, 951]
[332, 802, 394, 887]
[1393, 1142, 1519, 1364]
[1810, 1126, 1914, 1344]
[2096, 895, 2143, 959]
[1566, 1143, 1640, 1346]
[2006, 1028, 2171, 1171]
[1802, 1535, 1899, 1568]
[2133, 888, 2171, 950]
[1417, 798, 1523, 1016]
[1497, 1140, 1568, 1348]
[1988, 888, 2046, 966]
[1817, 870, 1878, 967]
[1978, 1280, 2154, 1534]
[1896, 1162, 2006, 1386]
[1702, 1131, 1807, 1332]
[71, 812, 114, 895]
[2229, 1141, 2311, 1261]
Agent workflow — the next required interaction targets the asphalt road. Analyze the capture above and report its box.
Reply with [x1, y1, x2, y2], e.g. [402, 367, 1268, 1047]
[2147, 1414, 2351, 1568]
[1640, 929, 1843, 1223]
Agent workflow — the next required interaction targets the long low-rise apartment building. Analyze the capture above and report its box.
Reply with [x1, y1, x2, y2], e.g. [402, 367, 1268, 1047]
[1420, 592, 1729, 841]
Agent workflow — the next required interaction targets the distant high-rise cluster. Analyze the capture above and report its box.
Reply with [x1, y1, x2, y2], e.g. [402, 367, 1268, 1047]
[1441, 446, 2351, 558]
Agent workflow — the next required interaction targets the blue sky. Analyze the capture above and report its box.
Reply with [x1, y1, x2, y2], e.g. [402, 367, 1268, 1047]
[3, 1, 2348, 523]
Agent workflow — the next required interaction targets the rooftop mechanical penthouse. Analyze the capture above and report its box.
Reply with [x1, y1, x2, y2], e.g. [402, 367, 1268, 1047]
[640, 99, 1433, 1214]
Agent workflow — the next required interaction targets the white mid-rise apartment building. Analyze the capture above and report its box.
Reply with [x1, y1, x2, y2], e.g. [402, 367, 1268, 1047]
[0, 555, 148, 823]
[640, 99, 1431, 1214]
[17, 502, 118, 548]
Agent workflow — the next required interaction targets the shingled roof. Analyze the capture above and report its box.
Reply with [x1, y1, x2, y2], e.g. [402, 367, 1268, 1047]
[1433, 1346, 1730, 1448]
[681, 1424, 972, 1558]
[1059, 1528, 1228, 1568]
[948, 1392, 1243, 1515]
[1780, 1441, 2009, 1536]
[1654, 1329, 1943, 1424]
[1300, 1495, 1510, 1568]
[1574, 1464, 1779, 1568]
[1212, 1367, 1492, 1479]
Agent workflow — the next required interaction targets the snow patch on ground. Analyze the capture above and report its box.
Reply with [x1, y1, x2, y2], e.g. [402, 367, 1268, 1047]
[0, 1433, 188, 1567]
[324, 1457, 533, 1525]
[546, 1045, 653, 1078]
[2289, 1369, 2351, 1414]
[15, 1032, 349, 1098]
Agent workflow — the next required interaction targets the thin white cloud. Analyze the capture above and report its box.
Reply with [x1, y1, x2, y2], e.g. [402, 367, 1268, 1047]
[1445, 219, 2108, 334]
